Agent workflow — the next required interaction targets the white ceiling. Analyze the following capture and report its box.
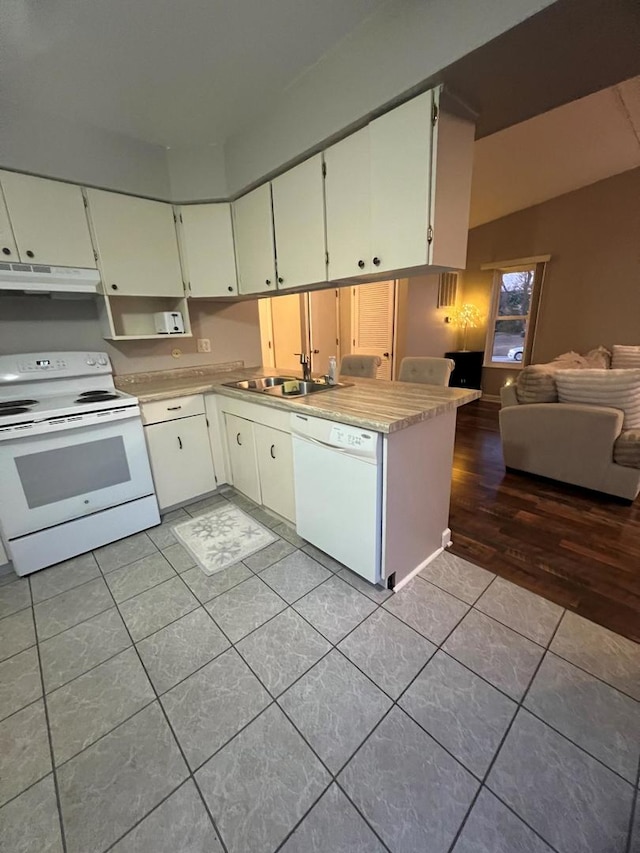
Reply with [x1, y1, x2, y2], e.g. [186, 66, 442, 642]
[0, 0, 386, 147]
[469, 76, 640, 227]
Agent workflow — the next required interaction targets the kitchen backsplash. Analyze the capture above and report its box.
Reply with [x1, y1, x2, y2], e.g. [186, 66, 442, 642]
[0, 295, 262, 375]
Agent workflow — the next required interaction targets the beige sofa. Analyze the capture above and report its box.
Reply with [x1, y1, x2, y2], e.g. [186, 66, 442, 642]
[500, 382, 640, 501]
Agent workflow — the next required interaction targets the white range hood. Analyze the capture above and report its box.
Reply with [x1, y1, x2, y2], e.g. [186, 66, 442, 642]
[0, 263, 101, 296]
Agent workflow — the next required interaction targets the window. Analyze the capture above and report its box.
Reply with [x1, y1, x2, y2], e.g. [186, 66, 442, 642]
[483, 260, 547, 367]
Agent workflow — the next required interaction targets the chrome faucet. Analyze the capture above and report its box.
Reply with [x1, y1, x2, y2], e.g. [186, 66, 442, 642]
[295, 352, 312, 381]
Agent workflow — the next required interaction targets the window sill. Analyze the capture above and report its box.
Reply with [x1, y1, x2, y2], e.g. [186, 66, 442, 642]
[483, 362, 525, 370]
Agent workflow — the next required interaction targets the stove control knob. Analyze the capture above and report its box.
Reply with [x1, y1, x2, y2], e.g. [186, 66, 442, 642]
[98, 357, 108, 366]
[86, 357, 96, 366]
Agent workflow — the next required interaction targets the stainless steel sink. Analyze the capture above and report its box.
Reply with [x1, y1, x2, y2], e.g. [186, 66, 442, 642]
[223, 376, 351, 397]
[228, 376, 292, 391]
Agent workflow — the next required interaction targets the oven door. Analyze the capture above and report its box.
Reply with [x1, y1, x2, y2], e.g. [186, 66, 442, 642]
[0, 411, 155, 539]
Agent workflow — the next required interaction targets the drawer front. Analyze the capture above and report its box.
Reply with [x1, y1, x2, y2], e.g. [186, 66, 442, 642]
[141, 395, 205, 425]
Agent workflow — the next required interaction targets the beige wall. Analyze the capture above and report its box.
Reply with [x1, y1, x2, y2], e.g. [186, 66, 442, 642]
[460, 166, 640, 395]
[395, 275, 458, 372]
[0, 296, 262, 375]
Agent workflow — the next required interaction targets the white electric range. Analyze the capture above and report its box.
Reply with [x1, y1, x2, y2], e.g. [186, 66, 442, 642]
[0, 351, 160, 576]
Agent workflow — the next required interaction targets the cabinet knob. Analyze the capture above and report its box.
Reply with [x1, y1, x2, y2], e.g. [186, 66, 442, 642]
[26, 250, 34, 259]
[236, 432, 242, 446]
[278, 277, 284, 285]
[357, 260, 365, 269]
[111, 284, 118, 291]
[270, 444, 276, 459]
[227, 286, 233, 292]
[265, 279, 271, 286]
[2, 247, 11, 256]
[372, 257, 381, 267]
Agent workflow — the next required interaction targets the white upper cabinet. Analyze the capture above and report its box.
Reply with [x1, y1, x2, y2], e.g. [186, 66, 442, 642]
[178, 203, 238, 297]
[0, 170, 96, 268]
[324, 88, 474, 279]
[324, 128, 371, 281]
[86, 189, 184, 297]
[271, 155, 326, 290]
[428, 90, 475, 270]
[369, 91, 434, 274]
[233, 184, 277, 296]
[0, 188, 18, 262]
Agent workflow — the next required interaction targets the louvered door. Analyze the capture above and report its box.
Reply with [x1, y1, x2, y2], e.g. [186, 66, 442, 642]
[350, 281, 396, 379]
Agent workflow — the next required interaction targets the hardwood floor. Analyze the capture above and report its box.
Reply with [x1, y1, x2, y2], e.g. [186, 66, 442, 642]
[449, 399, 640, 642]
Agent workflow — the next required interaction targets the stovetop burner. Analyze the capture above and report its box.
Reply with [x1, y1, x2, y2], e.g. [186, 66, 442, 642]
[0, 399, 37, 409]
[78, 390, 114, 397]
[76, 393, 119, 403]
[0, 406, 32, 416]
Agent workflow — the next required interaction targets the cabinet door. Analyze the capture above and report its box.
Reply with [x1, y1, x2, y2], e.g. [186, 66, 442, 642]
[179, 203, 238, 297]
[254, 424, 295, 523]
[86, 189, 184, 297]
[144, 415, 216, 510]
[369, 90, 433, 273]
[0, 187, 18, 262]
[233, 185, 277, 296]
[324, 129, 371, 281]
[0, 171, 96, 268]
[272, 155, 326, 290]
[224, 414, 261, 503]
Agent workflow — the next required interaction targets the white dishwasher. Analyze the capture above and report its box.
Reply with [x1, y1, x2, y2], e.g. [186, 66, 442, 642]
[291, 413, 382, 584]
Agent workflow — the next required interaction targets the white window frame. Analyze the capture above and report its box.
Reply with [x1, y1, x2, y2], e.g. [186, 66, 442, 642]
[481, 256, 549, 369]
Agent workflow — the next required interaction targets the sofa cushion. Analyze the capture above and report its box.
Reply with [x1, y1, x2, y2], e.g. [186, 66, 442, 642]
[611, 345, 640, 369]
[555, 369, 640, 429]
[614, 430, 640, 469]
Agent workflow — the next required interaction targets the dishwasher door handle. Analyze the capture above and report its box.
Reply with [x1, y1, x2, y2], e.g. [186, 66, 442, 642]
[293, 433, 349, 454]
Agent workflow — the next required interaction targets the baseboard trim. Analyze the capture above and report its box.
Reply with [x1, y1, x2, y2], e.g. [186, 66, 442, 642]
[392, 534, 449, 593]
[481, 393, 501, 403]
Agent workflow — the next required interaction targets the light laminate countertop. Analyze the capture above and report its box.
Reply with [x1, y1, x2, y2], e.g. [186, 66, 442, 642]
[116, 364, 480, 434]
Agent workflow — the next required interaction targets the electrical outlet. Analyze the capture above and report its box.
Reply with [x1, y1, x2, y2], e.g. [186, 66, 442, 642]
[197, 338, 211, 353]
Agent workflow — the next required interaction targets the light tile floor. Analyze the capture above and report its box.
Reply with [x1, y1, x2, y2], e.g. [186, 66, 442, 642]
[0, 490, 639, 853]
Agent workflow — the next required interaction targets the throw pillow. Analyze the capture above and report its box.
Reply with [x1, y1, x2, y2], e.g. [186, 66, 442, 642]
[613, 430, 640, 470]
[552, 351, 588, 367]
[555, 368, 640, 429]
[583, 346, 612, 368]
[516, 365, 559, 403]
[611, 345, 640, 369]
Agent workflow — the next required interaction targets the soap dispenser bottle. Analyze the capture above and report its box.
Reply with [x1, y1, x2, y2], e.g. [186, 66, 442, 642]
[328, 356, 337, 385]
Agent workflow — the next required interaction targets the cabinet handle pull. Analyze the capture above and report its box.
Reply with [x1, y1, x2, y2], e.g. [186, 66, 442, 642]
[227, 286, 233, 292]
[2, 247, 10, 256]
[372, 257, 381, 267]
[167, 406, 182, 411]
[265, 279, 271, 286]
[278, 277, 284, 284]
[357, 259, 365, 269]
[236, 433, 242, 446]
[26, 250, 35, 259]
[270, 444, 276, 459]
[111, 283, 118, 291]
[178, 436, 183, 450]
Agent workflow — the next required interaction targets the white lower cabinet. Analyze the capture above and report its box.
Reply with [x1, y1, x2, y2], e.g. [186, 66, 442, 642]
[224, 414, 261, 504]
[144, 412, 216, 510]
[254, 423, 295, 523]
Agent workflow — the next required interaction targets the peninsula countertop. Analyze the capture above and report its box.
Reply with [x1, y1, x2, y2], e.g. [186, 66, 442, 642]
[116, 364, 480, 434]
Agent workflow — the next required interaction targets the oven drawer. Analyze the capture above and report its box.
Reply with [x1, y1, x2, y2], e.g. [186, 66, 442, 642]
[141, 395, 205, 425]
